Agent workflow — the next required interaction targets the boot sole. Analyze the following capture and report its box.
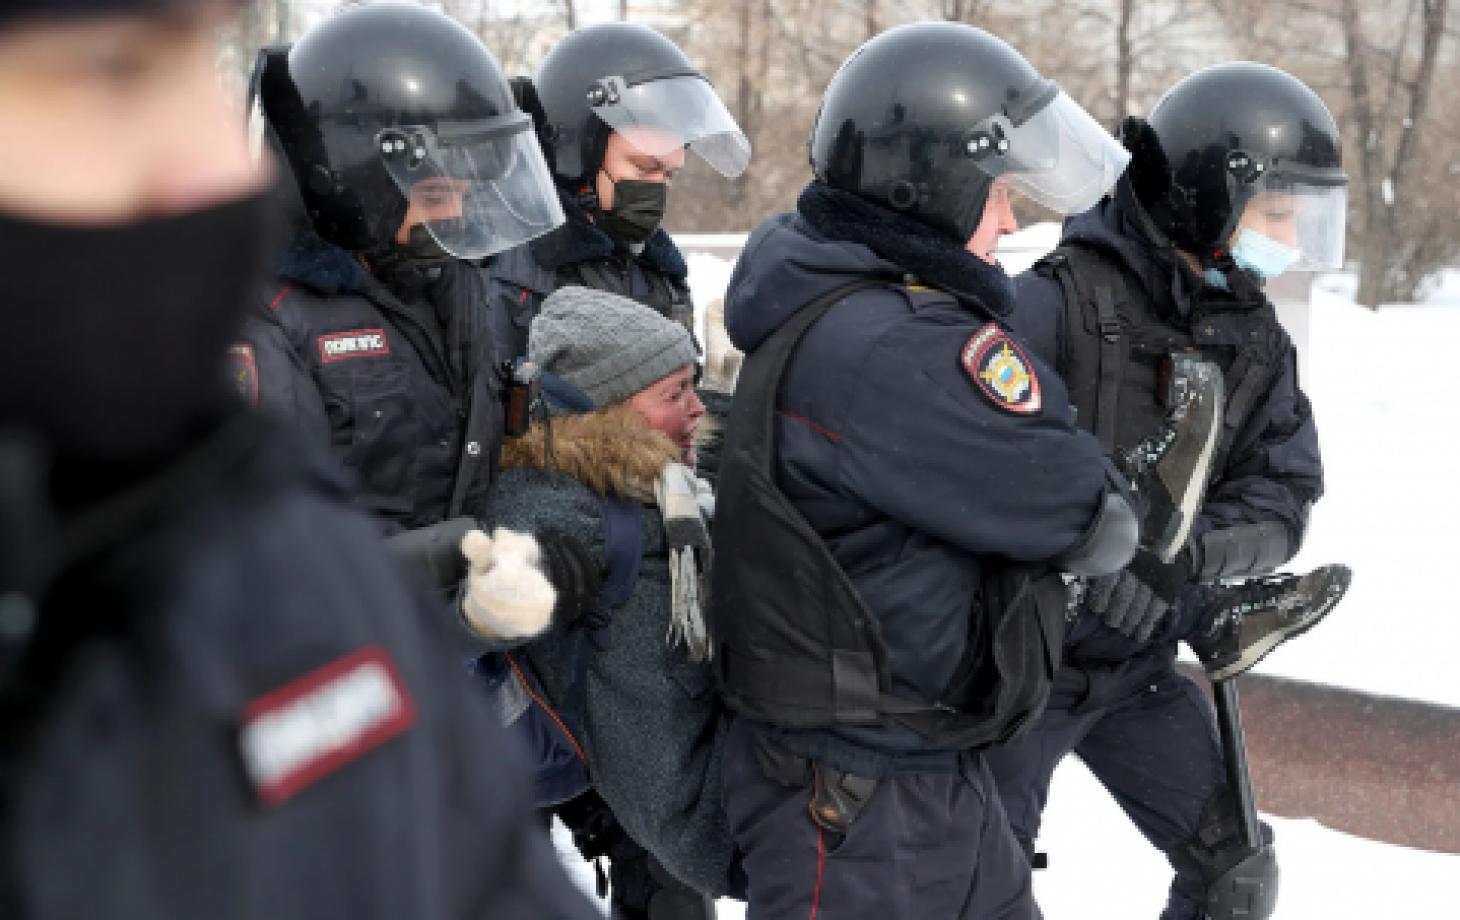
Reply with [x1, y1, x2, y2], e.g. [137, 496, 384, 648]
[1206, 566, 1353, 682]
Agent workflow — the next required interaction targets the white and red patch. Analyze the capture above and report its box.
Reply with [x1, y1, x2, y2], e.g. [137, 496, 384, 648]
[317, 328, 390, 364]
[238, 646, 416, 807]
[961, 323, 1042, 415]
[227, 343, 259, 409]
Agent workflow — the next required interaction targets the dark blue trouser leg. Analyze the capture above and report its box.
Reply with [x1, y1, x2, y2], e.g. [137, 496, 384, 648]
[720, 719, 1039, 920]
[986, 665, 1235, 920]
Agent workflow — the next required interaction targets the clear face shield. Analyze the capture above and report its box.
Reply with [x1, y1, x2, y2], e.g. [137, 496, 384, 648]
[377, 112, 565, 260]
[1231, 178, 1347, 271]
[968, 87, 1130, 216]
[587, 73, 752, 178]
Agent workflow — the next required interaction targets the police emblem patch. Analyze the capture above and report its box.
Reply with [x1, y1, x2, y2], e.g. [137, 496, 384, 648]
[317, 328, 390, 364]
[239, 646, 416, 807]
[228, 343, 259, 409]
[961, 323, 1042, 415]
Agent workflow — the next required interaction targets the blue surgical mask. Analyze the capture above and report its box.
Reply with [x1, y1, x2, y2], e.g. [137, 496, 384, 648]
[1229, 227, 1301, 279]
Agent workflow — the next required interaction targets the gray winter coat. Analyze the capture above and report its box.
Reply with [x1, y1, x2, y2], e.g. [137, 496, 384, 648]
[484, 406, 733, 896]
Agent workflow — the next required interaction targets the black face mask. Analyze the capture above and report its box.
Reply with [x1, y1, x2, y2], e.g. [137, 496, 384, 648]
[593, 176, 668, 246]
[371, 223, 454, 296]
[0, 191, 275, 465]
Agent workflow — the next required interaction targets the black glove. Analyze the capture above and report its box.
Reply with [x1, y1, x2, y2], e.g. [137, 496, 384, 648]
[536, 530, 603, 627]
[1086, 549, 1193, 641]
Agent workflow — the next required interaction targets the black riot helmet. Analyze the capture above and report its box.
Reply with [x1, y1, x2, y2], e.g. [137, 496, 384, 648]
[255, 2, 563, 259]
[1127, 62, 1348, 271]
[810, 22, 1130, 242]
[532, 22, 750, 187]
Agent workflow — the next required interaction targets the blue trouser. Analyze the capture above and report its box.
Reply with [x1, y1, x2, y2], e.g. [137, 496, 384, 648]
[984, 651, 1238, 920]
[721, 718, 1040, 920]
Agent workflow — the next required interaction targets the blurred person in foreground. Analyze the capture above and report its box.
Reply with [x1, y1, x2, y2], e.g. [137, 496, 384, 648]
[0, 2, 598, 918]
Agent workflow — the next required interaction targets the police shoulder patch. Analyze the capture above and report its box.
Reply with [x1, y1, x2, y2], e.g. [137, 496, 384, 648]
[228, 343, 259, 409]
[961, 323, 1042, 415]
[239, 646, 416, 807]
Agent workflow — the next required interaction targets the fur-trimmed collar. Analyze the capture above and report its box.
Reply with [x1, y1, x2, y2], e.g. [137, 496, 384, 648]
[528, 187, 688, 281]
[275, 220, 373, 296]
[502, 405, 679, 503]
[796, 181, 1015, 316]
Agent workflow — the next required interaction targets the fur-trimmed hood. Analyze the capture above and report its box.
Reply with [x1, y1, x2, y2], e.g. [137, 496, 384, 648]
[501, 405, 679, 503]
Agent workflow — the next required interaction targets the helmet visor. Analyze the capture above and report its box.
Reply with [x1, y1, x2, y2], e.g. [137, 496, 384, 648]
[1235, 181, 1347, 271]
[588, 73, 751, 178]
[972, 89, 1130, 215]
[378, 114, 565, 259]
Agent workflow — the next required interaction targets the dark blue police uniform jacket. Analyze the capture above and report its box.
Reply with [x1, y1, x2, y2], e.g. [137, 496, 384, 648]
[721, 184, 1121, 775]
[237, 231, 504, 533]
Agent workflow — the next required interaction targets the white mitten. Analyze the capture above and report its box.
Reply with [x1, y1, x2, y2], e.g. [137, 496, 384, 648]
[459, 528, 558, 641]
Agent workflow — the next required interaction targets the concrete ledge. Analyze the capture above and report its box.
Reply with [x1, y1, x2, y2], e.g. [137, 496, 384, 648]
[1178, 664, 1460, 854]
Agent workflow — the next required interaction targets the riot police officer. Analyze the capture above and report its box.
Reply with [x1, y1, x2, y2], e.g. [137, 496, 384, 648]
[239, 2, 564, 540]
[710, 23, 1153, 920]
[987, 62, 1353, 920]
[0, 1, 598, 917]
[487, 22, 750, 362]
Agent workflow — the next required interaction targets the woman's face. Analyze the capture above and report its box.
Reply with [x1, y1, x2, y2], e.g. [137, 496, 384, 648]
[626, 364, 705, 462]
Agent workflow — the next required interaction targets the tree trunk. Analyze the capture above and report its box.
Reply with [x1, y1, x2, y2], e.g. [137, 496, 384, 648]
[1114, 0, 1135, 120]
[1347, 0, 1448, 305]
[620, 0, 629, 20]
[729, 1, 759, 209]
[563, 0, 578, 31]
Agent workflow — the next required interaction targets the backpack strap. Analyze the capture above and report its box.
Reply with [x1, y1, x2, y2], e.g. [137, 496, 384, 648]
[596, 494, 644, 615]
[1042, 246, 1133, 453]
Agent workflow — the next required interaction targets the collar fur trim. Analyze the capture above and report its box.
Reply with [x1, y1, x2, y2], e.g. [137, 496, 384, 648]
[502, 404, 679, 502]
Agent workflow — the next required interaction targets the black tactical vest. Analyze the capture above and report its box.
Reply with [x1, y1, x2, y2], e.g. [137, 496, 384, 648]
[1037, 243, 1284, 473]
[709, 282, 1067, 751]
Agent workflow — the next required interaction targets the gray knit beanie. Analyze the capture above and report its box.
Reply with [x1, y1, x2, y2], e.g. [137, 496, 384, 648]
[528, 286, 697, 409]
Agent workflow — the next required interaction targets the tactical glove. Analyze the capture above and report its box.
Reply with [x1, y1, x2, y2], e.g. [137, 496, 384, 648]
[1086, 549, 1193, 642]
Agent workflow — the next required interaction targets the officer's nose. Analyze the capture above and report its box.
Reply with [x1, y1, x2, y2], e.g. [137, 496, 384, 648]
[994, 189, 1019, 236]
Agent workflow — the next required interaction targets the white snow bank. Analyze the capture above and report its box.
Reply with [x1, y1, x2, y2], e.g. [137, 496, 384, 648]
[1263, 282, 1460, 707]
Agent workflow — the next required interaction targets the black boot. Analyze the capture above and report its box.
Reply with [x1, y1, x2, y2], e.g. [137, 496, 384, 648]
[1120, 353, 1225, 563]
[1189, 564, 1352, 681]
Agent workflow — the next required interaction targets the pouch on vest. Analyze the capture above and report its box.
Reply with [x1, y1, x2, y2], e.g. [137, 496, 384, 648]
[473, 493, 643, 807]
[710, 280, 1067, 751]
